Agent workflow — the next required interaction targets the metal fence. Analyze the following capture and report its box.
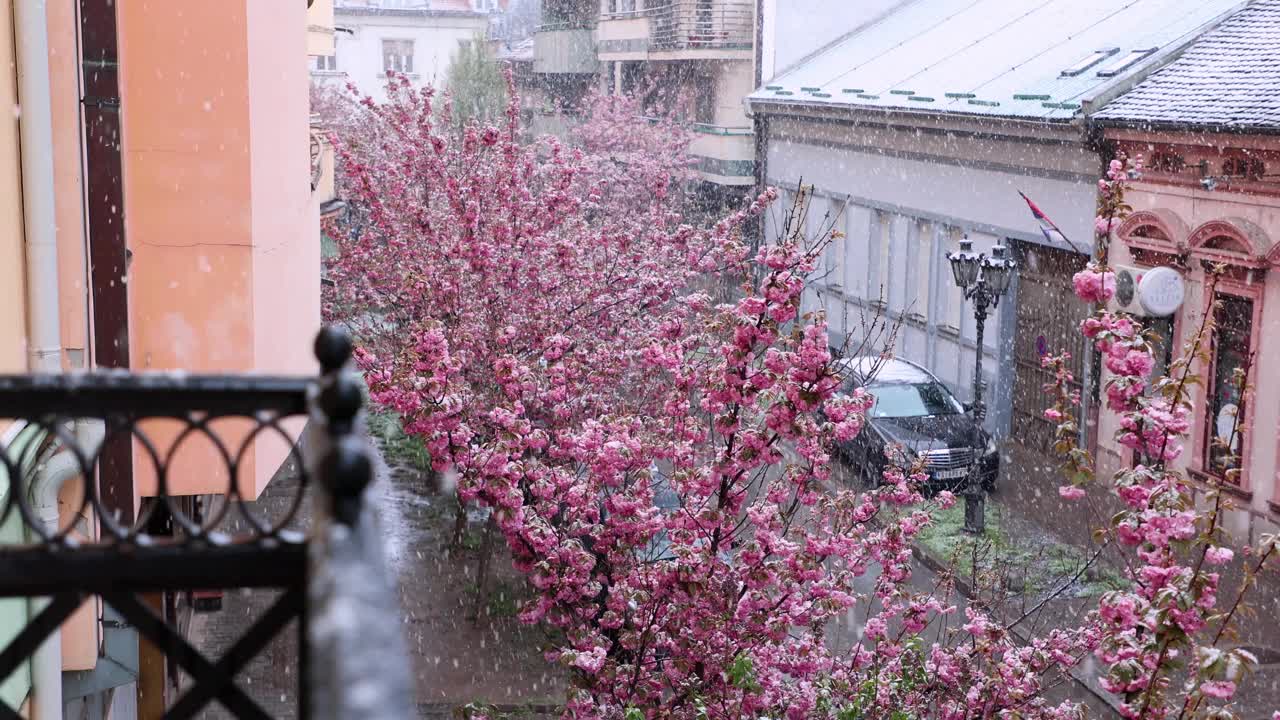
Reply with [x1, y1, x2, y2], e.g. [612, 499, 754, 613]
[646, 0, 754, 50]
[0, 326, 410, 719]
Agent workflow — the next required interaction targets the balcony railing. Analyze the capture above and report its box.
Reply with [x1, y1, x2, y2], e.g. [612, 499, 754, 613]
[535, 19, 593, 31]
[0, 327, 410, 719]
[646, 0, 753, 51]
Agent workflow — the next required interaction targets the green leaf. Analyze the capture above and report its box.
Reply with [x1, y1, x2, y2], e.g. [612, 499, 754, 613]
[728, 653, 759, 691]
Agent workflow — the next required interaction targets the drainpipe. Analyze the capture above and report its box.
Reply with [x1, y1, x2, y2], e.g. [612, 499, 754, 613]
[15, 0, 63, 374]
[24, 421, 102, 720]
[15, 0, 67, 714]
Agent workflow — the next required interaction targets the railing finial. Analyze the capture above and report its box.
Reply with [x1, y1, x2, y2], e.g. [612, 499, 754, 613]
[314, 325, 353, 375]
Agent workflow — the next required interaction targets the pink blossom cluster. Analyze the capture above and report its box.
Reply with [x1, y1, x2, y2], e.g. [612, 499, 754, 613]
[1071, 263, 1117, 304]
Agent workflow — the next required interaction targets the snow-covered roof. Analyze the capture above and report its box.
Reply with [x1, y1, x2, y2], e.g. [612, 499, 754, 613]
[749, 0, 1246, 122]
[1093, 0, 1280, 131]
[495, 38, 534, 62]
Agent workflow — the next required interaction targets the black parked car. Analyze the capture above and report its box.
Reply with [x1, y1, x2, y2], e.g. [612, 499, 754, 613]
[830, 357, 999, 491]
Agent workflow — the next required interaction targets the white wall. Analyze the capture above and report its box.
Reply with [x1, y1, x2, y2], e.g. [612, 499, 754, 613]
[322, 12, 489, 101]
[764, 121, 1098, 436]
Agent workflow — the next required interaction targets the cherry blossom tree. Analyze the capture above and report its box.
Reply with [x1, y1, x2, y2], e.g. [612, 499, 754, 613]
[1046, 153, 1272, 720]
[322, 73, 1277, 719]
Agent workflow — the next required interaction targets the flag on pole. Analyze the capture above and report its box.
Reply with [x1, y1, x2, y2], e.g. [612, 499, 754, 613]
[1018, 191, 1082, 253]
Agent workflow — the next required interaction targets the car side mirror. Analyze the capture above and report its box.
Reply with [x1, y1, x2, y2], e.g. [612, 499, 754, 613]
[963, 402, 975, 413]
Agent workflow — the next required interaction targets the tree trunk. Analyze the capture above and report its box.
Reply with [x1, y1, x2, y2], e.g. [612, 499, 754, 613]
[471, 515, 497, 625]
[451, 500, 468, 549]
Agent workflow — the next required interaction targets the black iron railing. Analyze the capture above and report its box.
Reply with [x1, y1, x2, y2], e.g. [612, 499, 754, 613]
[0, 327, 410, 719]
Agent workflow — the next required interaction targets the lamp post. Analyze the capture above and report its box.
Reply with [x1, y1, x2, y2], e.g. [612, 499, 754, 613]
[946, 237, 1017, 534]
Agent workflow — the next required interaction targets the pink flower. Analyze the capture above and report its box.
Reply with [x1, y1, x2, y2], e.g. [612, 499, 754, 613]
[1199, 680, 1236, 700]
[1072, 266, 1116, 304]
[1095, 216, 1115, 237]
[1205, 546, 1234, 566]
[1058, 485, 1086, 500]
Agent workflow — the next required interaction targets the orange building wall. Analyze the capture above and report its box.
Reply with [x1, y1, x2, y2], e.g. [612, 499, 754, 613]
[247, 0, 322, 485]
[48, 0, 88, 370]
[119, 0, 319, 499]
[0, 0, 27, 374]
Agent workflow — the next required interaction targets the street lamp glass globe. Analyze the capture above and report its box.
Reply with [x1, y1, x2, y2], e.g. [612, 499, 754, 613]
[947, 238, 981, 289]
[983, 246, 1016, 296]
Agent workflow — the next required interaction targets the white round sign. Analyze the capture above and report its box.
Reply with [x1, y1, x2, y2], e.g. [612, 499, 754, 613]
[1137, 266, 1186, 317]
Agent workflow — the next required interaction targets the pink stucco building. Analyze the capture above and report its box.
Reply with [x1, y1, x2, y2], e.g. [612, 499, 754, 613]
[1094, 0, 1280, 544]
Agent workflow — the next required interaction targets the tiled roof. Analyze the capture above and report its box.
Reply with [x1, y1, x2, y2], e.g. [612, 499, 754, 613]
[1094, 0, 1280, 129]
[749, 0, 1245, 122]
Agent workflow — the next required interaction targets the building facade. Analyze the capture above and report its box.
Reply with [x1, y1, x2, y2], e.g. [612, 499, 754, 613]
[0, 0, 327, 715]
[532, 0, 758, 202]
[747, 0, 1245, 454]
[1094, 0, 1280, 542]
[315, 0, 493, 102]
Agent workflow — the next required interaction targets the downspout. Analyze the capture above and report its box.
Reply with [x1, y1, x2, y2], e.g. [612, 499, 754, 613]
[24, 422, 102, 720]
[15, 0, 66, 715]
[15, 0, 61, 374]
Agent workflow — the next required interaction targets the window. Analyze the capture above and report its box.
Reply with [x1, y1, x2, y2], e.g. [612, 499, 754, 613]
[312, 54, 337, 72]
[867, 382, 964, 419]
[382, 39, 414, 74]
[1096, 48, 1156, 77]
[1222, 156, 1266, 181]
[1205, 294, 1253, 480]
[1150, 151, 1185, 174]
[1060, 48, 1117, 77]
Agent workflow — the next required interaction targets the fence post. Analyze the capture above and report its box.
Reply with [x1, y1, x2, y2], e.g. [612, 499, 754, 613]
[305, 326, 412, 719]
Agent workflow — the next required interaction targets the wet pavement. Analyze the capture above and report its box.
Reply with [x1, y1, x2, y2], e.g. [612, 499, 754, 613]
[376, 453, 564, 711]
[184, 440, 560, 718]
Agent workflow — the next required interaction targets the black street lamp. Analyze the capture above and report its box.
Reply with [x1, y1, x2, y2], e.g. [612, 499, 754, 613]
[946, 237, 1017, 534]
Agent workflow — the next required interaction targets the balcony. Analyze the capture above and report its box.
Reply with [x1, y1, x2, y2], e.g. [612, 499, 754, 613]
[689, 123, 755, 186]
[534, 23, 598, 74]
[596, 1, 753, 61]
[597, 9, 650, 60]
[647, 0, 753, 58]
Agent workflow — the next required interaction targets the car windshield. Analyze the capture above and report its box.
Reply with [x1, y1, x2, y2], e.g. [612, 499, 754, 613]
[867, 382, 963, 418]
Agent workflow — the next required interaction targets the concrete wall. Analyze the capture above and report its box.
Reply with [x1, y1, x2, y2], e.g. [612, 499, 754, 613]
[325, 12, 489, 101]
[309, 0, 337, 56]
[712, 59, 753, 127]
